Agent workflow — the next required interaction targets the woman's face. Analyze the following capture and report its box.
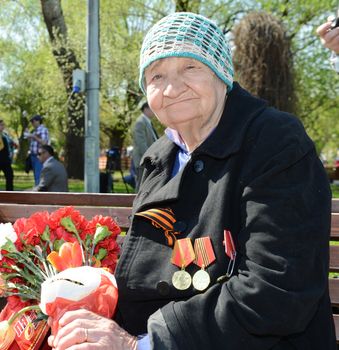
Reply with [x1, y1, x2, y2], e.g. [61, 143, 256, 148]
[144, 57, 226, 130]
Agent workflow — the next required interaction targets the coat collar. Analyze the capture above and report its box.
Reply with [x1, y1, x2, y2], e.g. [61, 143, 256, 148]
[134, 83, 268, 211]
[196, 82, 267, 159]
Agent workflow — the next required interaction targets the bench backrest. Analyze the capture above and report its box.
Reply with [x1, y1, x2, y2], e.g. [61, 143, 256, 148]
[0, 191, 135, 231]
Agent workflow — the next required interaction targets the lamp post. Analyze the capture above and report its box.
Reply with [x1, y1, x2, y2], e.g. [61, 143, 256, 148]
[84, 0, 100, 192]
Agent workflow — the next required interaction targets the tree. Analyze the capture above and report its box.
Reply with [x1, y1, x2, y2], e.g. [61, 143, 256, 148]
[175, 0, 201, 12]
[40, 0, 85, 179]
[232, 11, 296, 113]
[0, 0, 337, 170]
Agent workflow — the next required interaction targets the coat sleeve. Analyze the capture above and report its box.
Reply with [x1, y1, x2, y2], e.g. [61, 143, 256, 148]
[33, 165, 54, 191]
[156, 115, 332, 349]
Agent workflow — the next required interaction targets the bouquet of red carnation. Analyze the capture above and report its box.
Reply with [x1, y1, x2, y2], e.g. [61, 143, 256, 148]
[0, 207, 121, 350]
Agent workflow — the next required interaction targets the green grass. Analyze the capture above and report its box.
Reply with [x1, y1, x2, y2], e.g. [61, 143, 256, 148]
[331, 184, 339, 198]
[0, 168, 135, 193]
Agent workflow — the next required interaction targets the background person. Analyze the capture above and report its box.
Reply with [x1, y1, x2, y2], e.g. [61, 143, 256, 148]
[316, 14, 339, 72]
[25, 114, 50, 185]
[48, 12, 335, 350]
[0, 120, 13, 191]
[132, 102, 158, 190]
[316, 17, 339, 53]
[33, 145, 68, 192]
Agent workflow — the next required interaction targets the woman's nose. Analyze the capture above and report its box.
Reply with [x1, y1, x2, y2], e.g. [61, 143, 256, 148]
[163, 75, 186, 97]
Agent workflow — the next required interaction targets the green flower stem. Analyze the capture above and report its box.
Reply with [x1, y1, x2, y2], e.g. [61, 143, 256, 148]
[8, 251, 48, 281]
[8, 305, 41, 326]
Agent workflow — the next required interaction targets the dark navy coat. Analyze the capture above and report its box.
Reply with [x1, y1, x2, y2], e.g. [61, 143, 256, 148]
[115, 83, 336, 349]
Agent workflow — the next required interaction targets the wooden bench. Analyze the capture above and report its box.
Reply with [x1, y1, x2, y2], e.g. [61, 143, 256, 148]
[0, 192, 338, 342]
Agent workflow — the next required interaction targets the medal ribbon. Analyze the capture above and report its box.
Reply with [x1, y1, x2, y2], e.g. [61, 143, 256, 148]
[223, 229, 237, 277]
[135, 208, 180, 246]
[171, 238, 195, 269]
[223, 230, 236, 261]
[193, 237, 216, 269]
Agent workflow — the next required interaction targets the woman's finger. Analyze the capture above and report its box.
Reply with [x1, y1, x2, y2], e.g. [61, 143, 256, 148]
[316, 22, 332, 37]
[53, 326, 87, 350]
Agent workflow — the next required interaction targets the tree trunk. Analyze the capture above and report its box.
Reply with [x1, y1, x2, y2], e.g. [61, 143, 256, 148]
[175, 0, 201, 12]
[40, 0, 84, 179]
[232, 11, 296, 114]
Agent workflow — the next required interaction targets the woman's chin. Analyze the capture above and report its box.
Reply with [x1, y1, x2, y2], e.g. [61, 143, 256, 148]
[164, 108, 200, 124]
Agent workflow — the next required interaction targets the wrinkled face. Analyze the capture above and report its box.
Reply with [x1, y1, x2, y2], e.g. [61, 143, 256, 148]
[144, 57, 226, 130]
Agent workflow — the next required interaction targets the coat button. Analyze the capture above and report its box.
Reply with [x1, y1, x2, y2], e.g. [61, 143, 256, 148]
[156, 281, 170, 296]
[173, 221, 187, 232]
[193, 160, 204, 173]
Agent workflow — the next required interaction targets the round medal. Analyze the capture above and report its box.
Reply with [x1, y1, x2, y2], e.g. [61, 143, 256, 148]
[172, 270, 192, 290]
[192, 269, 210, 291]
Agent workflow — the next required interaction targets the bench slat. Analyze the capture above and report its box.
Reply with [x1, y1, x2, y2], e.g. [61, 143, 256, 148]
[330, 245, 339, 273]
[330, 213, 339, 241]
[332, 199, 339, 214]
[329, 278, 339, 307]
[333, 315, 339, 343]
[0, 191, 135, 207]
[0, 203, 131, 231]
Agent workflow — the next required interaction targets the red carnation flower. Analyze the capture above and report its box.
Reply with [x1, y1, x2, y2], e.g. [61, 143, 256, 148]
[54, 227, 78, 243]
[49, 206, 88, 233]
[7, 295, 30, 311]
[96, 239, 120, 272]
[86, 215, 121, 238]
[13, 212, 50, 248]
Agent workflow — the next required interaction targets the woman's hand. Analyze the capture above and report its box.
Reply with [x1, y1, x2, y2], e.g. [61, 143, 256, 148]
[48, 309, 137, 350]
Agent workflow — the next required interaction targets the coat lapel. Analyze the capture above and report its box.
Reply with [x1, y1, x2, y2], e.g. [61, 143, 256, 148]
[196, 83, 268, 159]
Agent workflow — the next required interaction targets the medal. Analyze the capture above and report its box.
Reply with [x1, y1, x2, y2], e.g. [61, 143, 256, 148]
[172, 270, 192, 290]
[171, 238, 195, 290]
[192, 237, 216, 291]
[192, 269, 210, 291]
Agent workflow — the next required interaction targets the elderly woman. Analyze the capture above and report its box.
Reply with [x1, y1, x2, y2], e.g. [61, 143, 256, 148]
[49, 12, 336, 350]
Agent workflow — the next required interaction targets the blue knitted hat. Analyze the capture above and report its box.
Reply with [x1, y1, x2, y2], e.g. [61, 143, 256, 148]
[139, 12, 234, 94]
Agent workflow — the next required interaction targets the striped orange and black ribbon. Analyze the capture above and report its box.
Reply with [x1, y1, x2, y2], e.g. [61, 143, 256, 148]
[135, 208, 180, 246]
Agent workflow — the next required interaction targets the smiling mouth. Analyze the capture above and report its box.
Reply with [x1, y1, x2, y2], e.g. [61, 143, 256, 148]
[165, 98, 198, 108]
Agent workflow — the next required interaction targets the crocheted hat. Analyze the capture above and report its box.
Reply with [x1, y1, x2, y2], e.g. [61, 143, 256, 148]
[139, 12, 234, 94]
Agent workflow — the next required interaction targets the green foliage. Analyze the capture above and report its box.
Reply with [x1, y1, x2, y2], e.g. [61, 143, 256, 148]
[0, 0, 338, 166]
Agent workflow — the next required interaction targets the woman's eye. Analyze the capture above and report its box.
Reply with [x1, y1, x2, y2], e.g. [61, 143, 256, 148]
[147, 74, 162, 84]
[152, 74, 162, 81]
[185, 65, 196, 70]
[145, 73, 162, 85]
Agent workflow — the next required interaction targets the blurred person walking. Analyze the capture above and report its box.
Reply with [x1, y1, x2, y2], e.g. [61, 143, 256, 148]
[25, 115, 50, 185]
[0, 120, 13, 191]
